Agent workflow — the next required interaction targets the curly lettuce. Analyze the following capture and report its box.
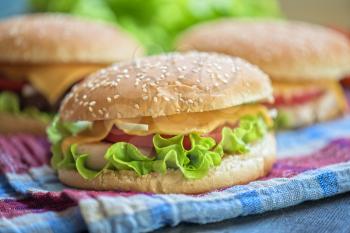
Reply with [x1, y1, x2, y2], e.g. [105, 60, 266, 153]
[48, 115, 268, 179]
[0, 92, 20, 113]
[0, 91, 53, 123]
[274, 110, 290, 129]
[47, 116, 92, 169]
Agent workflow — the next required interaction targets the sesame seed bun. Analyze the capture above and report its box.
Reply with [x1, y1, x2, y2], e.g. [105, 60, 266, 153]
[176, 20, 350, 81]
[58, 133, 276, 194]
[0, 14, 144, 64]
[59, 52, 273, 121]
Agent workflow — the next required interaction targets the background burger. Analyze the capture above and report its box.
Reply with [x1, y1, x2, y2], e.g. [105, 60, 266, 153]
[0, 14, 143, 134]
[176, 20, 350, 129]
[331, 26, 350, 88]
[48, 52, 276, 194]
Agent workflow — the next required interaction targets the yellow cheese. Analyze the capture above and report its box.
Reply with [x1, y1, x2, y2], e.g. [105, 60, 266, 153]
[326, 81, 348, 113]
[0, 64, 106, 104]
[62, 120, 114, 153]
[272, 80, 347, 112]
[62, 104, 272, 152]
[114, 104, 272, 136]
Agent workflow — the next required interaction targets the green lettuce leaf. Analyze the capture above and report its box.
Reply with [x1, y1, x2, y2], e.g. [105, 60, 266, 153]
[0, 92, 20, 113]
[0, 91, 54, 123]
[49, 114, 268, 180]
[47, 116, 91, 169]
[274, 110, 289, 129]
[30, 0, 281, 53]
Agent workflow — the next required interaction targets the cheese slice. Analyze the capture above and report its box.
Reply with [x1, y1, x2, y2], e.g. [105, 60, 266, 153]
[0, 64, 106, 104]
[62, 104, 272, 152]
[62, 120, 114, 153]
[272, 80, 347, 112]
[114, 104, 272, 136]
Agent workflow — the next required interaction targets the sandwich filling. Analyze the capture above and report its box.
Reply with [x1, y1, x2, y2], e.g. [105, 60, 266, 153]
[48, 104, 273, 180]
[268, 80, 347, 128]
[0, 64, 105, 122]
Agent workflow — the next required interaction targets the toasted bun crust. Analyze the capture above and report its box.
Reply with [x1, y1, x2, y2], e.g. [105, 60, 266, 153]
[0, 14, 144, 64]
[177, 20, 350, 81]
[0, 113, 47, 135]
[60, 52, 273, 121]
[58, 133, 276, 194]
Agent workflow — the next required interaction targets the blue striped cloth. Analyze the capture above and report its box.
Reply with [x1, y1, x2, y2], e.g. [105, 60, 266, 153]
[0, 115, 350, 233]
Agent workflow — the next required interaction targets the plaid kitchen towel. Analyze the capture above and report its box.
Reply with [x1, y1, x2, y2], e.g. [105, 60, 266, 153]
[1, 115, 350, 233]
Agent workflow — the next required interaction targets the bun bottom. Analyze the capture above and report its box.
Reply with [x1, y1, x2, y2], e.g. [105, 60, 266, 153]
[58, 133, 276, 194]
[0, 113, 47, 135]
[278, 90, 346, 129]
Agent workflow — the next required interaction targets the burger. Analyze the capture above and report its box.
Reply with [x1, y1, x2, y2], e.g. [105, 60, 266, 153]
[176, 20, 350, 129]
[331, 26, 350, 88]
[48, 52, 276, 194]
[0, 14, 143, 134]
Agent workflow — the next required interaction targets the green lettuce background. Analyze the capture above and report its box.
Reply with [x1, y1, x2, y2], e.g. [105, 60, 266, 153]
[30, 0, 281, 53]
[0, 91, 53, 123]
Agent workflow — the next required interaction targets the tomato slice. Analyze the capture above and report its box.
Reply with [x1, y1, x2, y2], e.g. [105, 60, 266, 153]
[341, 76, 350, 88]
[0, 78, 26, 92]
[268, 89, 325, 107]
[161, 134, 192, 150]
[104, 122, 238, 152]
[105, 127, 154, 148]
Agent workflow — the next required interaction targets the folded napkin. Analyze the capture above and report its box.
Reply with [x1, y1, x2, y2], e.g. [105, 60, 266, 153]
[1, 115, 350, 233]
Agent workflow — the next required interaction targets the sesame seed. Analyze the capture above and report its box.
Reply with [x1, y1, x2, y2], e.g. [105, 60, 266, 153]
[107, 97, 112, 103]
[188, 99, 194, 104]
[83, 95, 87, 99]
[142, 96, 148, 100]
[164, 97, 170, 101]
[134, 104, 140, 109]
[153, 97, 158, 102]
[88, 107, 93, 112]
[89, 101, 96, 106]
[113, 95, 119, 99]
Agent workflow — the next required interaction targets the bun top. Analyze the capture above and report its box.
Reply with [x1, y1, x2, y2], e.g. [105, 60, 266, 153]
[60, 52, 272, 121]
[0, 14, 144, 64]
[177, 20, 350, 81]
